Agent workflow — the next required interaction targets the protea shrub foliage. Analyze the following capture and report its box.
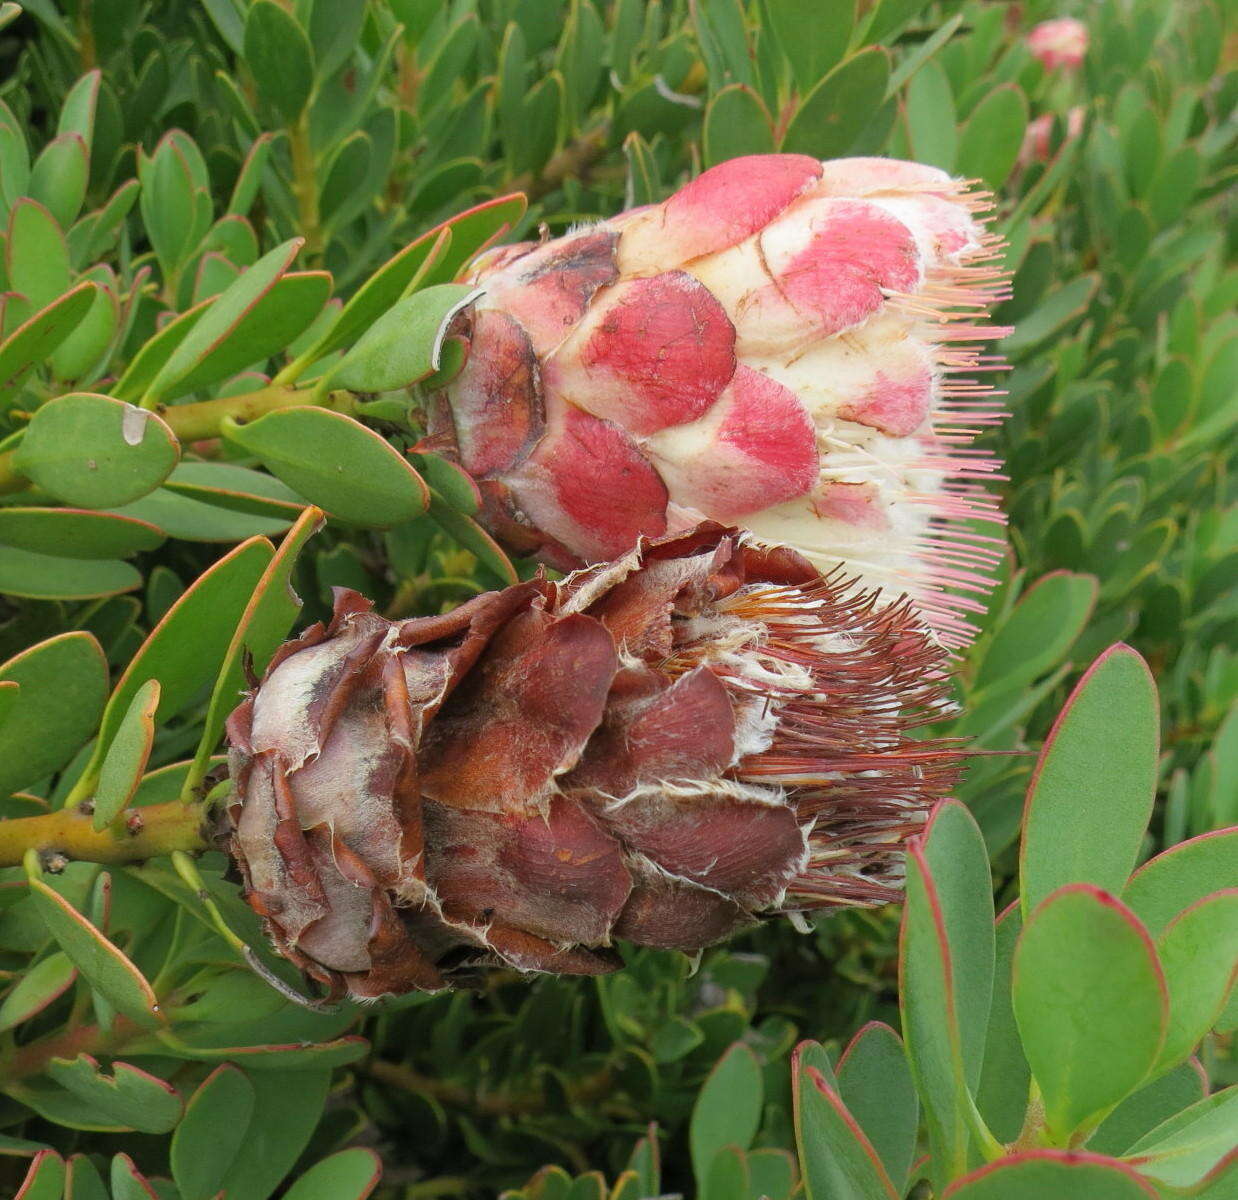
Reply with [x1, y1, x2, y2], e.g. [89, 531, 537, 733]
[433, 153, 1011, 649]
[227, 525, 962, 999]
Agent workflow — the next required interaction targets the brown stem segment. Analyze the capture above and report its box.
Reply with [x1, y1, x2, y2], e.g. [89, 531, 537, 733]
[508, 122, 611, 202]
[0, 801, 210, 869]
[1, 1016, 143, 1084]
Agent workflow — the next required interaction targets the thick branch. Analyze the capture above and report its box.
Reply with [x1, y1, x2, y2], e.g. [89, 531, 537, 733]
[0, 801, 210, 869]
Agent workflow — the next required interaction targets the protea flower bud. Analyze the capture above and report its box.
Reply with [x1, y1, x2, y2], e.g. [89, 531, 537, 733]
[1020, 106, 1086, 167]
[429, 154, 1011, 649]
[1027, 18, 1089, 71]
[226, 525, 962, 999]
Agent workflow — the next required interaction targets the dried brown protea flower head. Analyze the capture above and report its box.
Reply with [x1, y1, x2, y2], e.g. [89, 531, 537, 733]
[226, 524, 963, 1000]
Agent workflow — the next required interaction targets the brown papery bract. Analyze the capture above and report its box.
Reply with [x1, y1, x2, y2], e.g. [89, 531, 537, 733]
[226, 524, 964, 1000]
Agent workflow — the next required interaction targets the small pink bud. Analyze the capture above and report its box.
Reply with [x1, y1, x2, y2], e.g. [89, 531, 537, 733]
[1027, 18, 1089, 71]
[1020, 107, 1086, 167]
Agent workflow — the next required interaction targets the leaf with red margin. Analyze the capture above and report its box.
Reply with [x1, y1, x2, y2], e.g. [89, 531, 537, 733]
[187, 505, 325, 791]
[1124, 1086, 1238, 1192]
[1123, 829, 1238, 936]
[1020, 644, 1160, 918]
[0, 951, 76, 1032]
[92, 678, 159, 830]
[426, 489, 518, 584]
[898, 799, 995, 1187]
[975, 901, 1030, 1144]
[836, 1022, 918, 1194]
[1013, 884, 1168, 1142]
[689, 1042, 763, 1186]
[24, 860, 163, 1030]
[46, 1054, 182, 1132]
[159, 1034, 368, 1070]
[942, 1150, 1158, 1198]
[110, 1153, 159, 1200]
[0, 631, 108, 798]
[793, 1049, 898, 1200]
[1154, 890, 1238, 1072]
[421, 192, 529, 284]
[81, 536, 274, 784]
[288, 192, 527, 374]
[171, 1064, 256, 1200]
[0, 282, 96, 403]
[143, 238, 304, 403]
[1090, 1060, 1208, 1157]
[65, 1154, 108, 1200]
[283, 1149, 383, 1200]
[15, 1150, 66, 1200]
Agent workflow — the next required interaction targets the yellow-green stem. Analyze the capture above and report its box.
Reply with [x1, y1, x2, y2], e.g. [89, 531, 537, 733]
[289, 114, 322, 261]
[0, 800, 210, 869]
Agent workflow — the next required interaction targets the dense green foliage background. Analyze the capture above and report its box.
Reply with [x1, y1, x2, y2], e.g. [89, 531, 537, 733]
[0, 0, 1232, 1195]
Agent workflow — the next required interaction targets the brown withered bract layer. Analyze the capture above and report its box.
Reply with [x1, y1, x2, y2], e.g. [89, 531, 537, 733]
[226, 524, 964, 1000]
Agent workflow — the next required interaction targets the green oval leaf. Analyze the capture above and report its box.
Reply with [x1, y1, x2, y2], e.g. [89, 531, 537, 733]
[25, 860, 163, 1029]
[83, 537, 273, 784]
[46, 1055, 182, 1133]
[943, 1151, 1159, 1199]
[7, 199, 70, 319]
[836, 1023, 918, 1195]
[188, 506, 324, 791]
[111, 487, 294, 542]
[223, 408, 428, 526]
[92, 678, 159, 830]
[162, 461, 306, 518]
[782, 47, 890, 159]
[144, 238, 303, 404]
[15, 393, 179, 508]
[1123, 830, 1238, 937]
[243, 1, 315, 123]
[16, 1150, 66, 1200]
[426, 490, 517, 584]
[1154, 890, 1238, 1071]
[330, 283, 479, 392]
[282, 1149, 382, 1200]
[0, 508, 164, 559]
[0, 951, 76, 1032]
[704, 84, 774, 166]
[1020, 645, 1160, 917]
[1125, 1087, 1238, 1191]
[793, 1047, 898, 1200]
[1013, 884, 1168, 1141]
[975, 571, 1098, 697]
[0, 547, 140, 600]
[690, 1043, 763, 1185]
[0, 632, 107, 797]
[164, 271, 331, 401]
[956, 84, 1029, 190]
[899, 800, 995, 1186]
[171, 1064, 256, 1200]
[0, 282, 97, 402]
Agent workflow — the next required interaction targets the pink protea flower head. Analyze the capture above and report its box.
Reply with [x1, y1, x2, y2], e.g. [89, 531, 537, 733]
[429, 155, 1012, 650]
[1027, 17, 1089, 70]
[226, 525, 964, 999]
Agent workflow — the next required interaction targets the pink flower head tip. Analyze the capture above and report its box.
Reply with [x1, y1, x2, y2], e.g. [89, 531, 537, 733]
[1028, 18, 1088, 71]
